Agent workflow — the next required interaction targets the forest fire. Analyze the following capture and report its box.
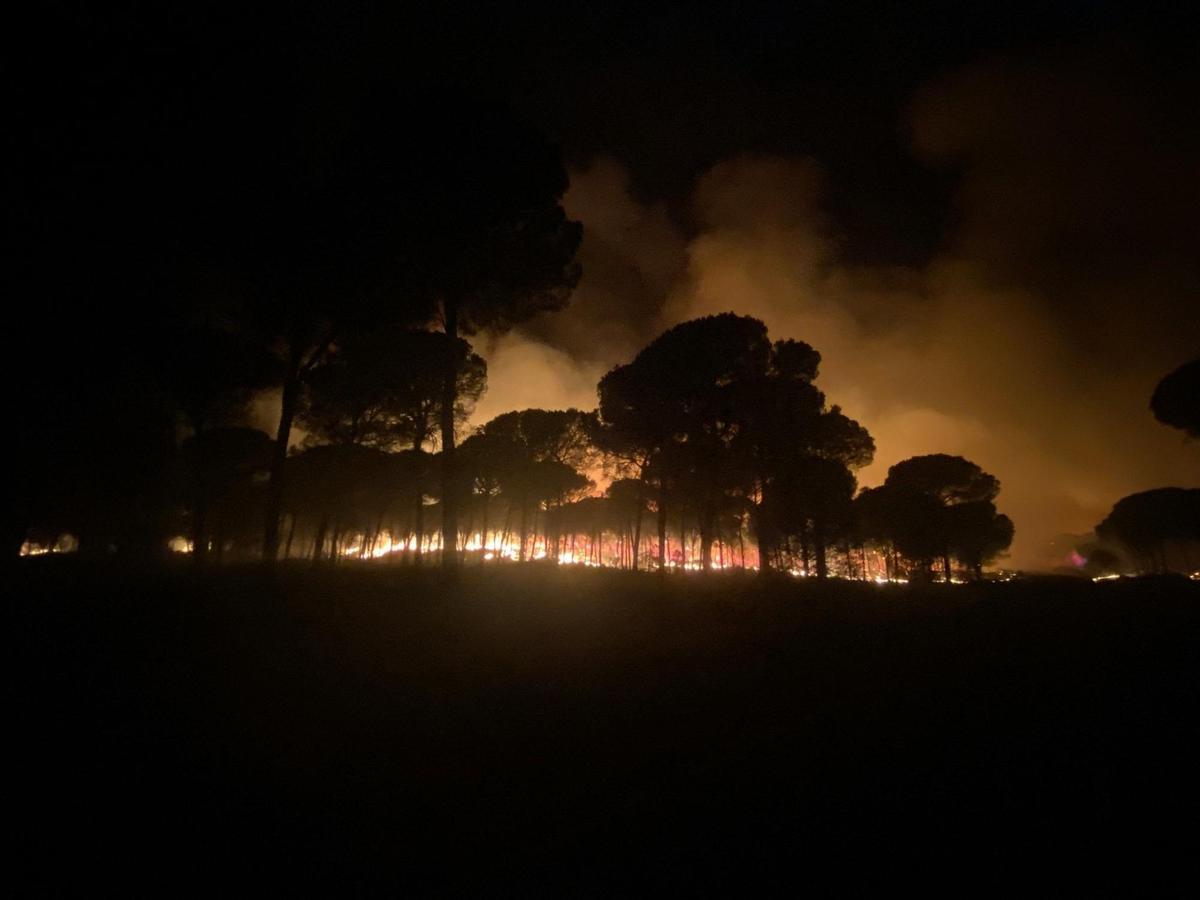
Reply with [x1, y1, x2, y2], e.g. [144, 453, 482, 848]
[156, 519, 937, 582]
[148, 525, 947, 582]
[19, 535, 78, 557]
[11, 9, 1200, 896]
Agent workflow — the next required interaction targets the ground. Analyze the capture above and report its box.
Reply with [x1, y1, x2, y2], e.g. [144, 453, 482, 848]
[12, 561, 1200, 892]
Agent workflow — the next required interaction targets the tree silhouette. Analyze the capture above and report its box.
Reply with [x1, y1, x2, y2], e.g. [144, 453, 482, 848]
[763, 456, 857, 578]
[179, 427, 273, 562]
[298, 327, 485, 564]
[734, 338, 873, 573]
[396, 101, 583, 569]
[947, 501, 1015, 579]
[606, 478, 652, 570]
[875, 454, 1008, 581]
[595, 365, 670, 568]
[474, 410, 595, 561]
[1096, 487, 1200, 574]
[599, 314, 773, 572]
[482, 409, 597, 470]
[1073, 541, 1124, 578]
[598, 316, 873, 573]
[156, 322, 282, 440]
[280, 444, 394, 564]
[457, 430, 519, 559]
[181, 81, 451, 560]
[300, 329, 486, 452]
[1151, 358, 1200, 439]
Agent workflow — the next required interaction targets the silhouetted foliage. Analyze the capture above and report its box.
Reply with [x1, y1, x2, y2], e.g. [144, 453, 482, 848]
[468, 410, 595, 561]
[156, 322, 282, 438]
[300, 329, 486, 452]
[1072, 539, 1125, 578]
[1096, 487, 1200, 574]
[867, 454, 1010, 580]
[1151, 358, 1200, 439]
[180, 427, 273, 562]
[180, 80, 461, 559]
[599, 314, 774, 571]
[763, 456, 857, 578]
[416, 107, 583, 568]
[280, 444, 397, 563]
[597, 315, 876, 574]
[948, 502, 1015, 580]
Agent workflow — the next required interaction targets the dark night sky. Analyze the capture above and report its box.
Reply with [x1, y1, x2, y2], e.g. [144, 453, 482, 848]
[10, 1, 1200, 566]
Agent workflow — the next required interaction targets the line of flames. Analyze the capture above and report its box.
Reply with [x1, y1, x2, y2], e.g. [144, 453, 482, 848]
[28, 531, 1197, 583]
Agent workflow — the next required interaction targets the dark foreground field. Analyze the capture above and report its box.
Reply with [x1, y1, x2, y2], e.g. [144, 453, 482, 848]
[12, 562, 1200, 892]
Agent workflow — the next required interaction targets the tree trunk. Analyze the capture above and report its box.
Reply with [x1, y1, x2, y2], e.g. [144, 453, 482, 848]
[751, 505, 772, 574]
[478, 493, 489, 563]
[373, 511, 386, 558]
[700, 505, 714, 572]
[943, 550, 953, 583]
[311, 514, 328, 565]
[263, 363, 301, 561]
[656, 482, 668, 573]
[631, 506, 642, 573]
[413, 492, 425, 567]
[391, 522, 403, 563]
[501, 506, 513, 558]
[518, 501, 529, 562]
[439, 298, 460, 571]
[815, 520, 828, 579]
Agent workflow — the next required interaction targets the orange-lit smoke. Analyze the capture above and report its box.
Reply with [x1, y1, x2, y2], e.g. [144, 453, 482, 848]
[478, 49, 1199, 570]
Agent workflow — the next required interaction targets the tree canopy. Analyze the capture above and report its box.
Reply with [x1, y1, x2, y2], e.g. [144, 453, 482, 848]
[1151, 358, 1200, 439]
[861, 454, 1011, 580]
[1096, 488, 1200, 574]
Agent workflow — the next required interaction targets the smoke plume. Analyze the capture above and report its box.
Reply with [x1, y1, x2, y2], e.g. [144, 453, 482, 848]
[475, 46, 1200, 568]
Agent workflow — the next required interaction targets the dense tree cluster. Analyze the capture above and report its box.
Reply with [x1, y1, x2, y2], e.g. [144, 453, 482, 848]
[855, 455, 1014, 581]
[11, 72, 580, 565]
[11, 37, 1033, 580]
[1095, 489, 1200, 575]
[11, 9, 1193, 587]
[17, 293, 1022, 580]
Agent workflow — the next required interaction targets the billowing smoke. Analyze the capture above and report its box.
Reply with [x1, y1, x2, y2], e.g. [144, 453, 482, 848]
[474, 46, 1200, 569]
[469, 332, 607, 425]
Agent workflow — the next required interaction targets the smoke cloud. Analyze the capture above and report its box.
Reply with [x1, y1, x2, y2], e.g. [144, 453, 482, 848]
[475, 46, 1199, 568]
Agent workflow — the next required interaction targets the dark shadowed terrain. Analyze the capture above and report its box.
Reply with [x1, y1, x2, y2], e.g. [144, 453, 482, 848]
[13, 562, 1199, 892]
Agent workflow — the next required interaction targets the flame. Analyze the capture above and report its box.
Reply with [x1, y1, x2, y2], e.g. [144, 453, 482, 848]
[20, 534, 80, 556]
[167, 535, 193, 554]
[148, 522, 999, 584]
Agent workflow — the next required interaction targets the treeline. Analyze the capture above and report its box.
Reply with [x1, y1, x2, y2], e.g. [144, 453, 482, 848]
[12, 73, 581, 567]
[9, 47, 1017, 581]
[14, 296, 1021, 580]
[14, 26, 1190, 578]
